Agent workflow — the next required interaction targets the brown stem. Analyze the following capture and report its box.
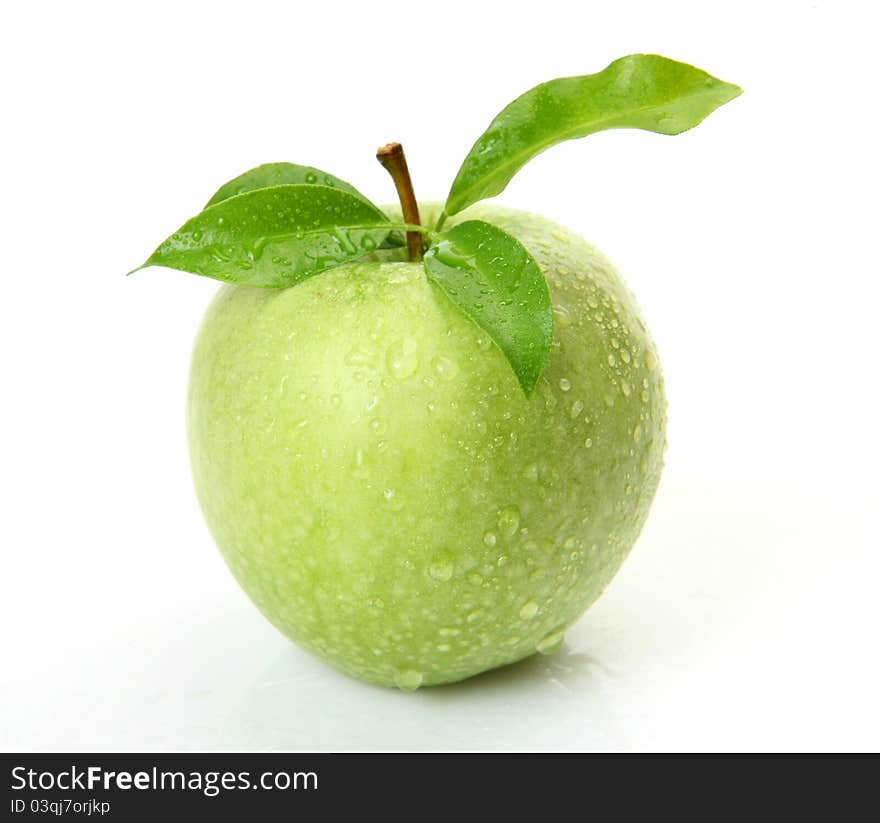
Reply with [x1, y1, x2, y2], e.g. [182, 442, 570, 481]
[376, 142, 424, 262]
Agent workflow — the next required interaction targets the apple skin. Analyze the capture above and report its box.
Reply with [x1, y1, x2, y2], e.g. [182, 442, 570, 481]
[187, 202, 666, 689]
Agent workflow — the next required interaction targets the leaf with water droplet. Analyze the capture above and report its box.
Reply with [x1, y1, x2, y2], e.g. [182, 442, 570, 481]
[424, 220, 551, 396]
[133, 185, 394, 287]
[443, 54, 742, 217]
[204, 162, 404, 249]
[204, 162, 368, 207]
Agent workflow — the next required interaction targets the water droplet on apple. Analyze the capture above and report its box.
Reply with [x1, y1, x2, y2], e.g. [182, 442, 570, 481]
[467, 572, 483, 586]
[643, 349, 657, 372]
[570, 399, 584, 419]
[437, 643, 451, 652]
[620, 379, 632, 397]
[482, 531, 497, 547]
[558, 378, 572, 392]
[394, 669, 423, 691]
[191, 229, 203, 242]
[552, 305, 571, 327]
[305, 172, 318, 183]
[536, 627, 565, 655]
[519, 600, 539, 620]
[620, 349, 631, 364]
[431, 354, 459, 381]
[632, 424, 642, 442]
[386, 339, 419, 379]
[466, 609, 485, 623]
[428, 551, 455, 582]
[497, 506, 520, 538]
[584, 438, 593, 449]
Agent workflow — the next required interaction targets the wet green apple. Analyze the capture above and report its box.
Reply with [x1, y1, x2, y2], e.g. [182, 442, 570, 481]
[187, 202, 667, 689]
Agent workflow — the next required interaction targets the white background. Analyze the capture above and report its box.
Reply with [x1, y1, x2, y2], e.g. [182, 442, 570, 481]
[1, 0, 878, 752]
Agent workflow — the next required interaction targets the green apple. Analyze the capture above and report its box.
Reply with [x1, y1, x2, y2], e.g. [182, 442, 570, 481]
[134, 55, 739, 689]
[187, 202, 666, 688]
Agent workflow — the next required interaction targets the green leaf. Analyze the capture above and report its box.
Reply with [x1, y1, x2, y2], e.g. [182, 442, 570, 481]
[444, 54, 742, 217]
[423, 220, 551, 396]
[204, 162, 366, 208]
[204, 162, 405, 249]
[136, 185, 393, 287]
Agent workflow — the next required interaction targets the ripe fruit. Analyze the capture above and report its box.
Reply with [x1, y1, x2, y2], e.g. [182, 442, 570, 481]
[133, 55, 739, 687]
[187, 202, 666, 687]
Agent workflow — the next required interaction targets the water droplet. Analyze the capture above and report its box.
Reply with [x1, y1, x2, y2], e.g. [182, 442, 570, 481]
[570, 399, 584, 419]
[497, 506, 520, 537]
[467, 609, 485, 623]
[394, 669, 423, 691]
[633, 424, 642, 442]
[428, 550, 455, 582]
[584, 437, 593, 448]
[519, 600, 539, 620]
[536, 628, 565, 655]
[483, 531, 497, 547]
[305, 172, 318, 183]
[437, 643, 451, 653]
[345, 348, 368, 367]
[621, 379, 632, 397]
[386, 339, 419, 379]
[552, 305, 571, 327]
[620, 349, 631, 364]
[497, 555, 509, 567]
[558, 378, 572, 392]
[360, 235, 377, 251]
[607, 353, 617, 367]
[468, 572, 483, 586]
[438, 626, 460, 637]
[191, 229, 203, 242]
[431, 354, 459, 381]
[643, 349, 657, 372]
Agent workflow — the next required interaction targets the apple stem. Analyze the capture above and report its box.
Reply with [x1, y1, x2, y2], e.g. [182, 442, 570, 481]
[376, 142, 424, 262]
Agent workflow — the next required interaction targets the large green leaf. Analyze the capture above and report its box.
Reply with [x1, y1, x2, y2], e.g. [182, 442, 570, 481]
[444, 54, 742, 218]
[424, 220, 551, 396]
[136, 185, 393, 287]
[204, 162, 366, 208]
[205, 163, 405, 249]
